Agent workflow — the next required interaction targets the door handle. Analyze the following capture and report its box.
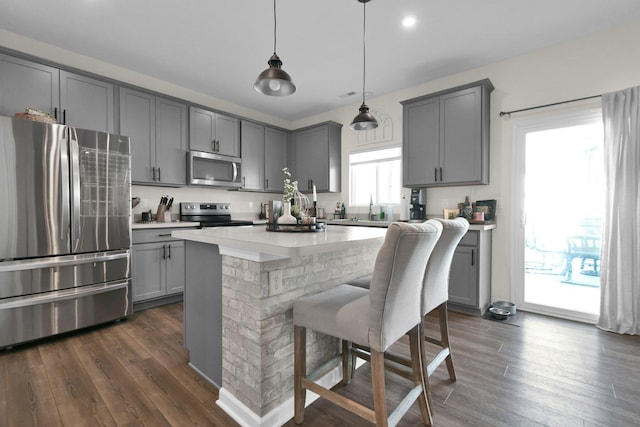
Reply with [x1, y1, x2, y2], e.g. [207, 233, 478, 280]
[471, 249, 475, 267]
[434, 168, 438, 182]
[167, 244, 172, 259]
[439, 167, 443, 182]
[265, 178, 269, 189]
[63, 109, 67, 125]
[152, 166, 156, 181]
[157, 167, 161, 182]
[162, 245, 166, 260]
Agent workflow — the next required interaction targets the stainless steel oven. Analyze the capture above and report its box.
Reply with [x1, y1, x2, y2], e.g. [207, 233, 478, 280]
[179, 202, 253, 227]
[187, 151, 242, 188]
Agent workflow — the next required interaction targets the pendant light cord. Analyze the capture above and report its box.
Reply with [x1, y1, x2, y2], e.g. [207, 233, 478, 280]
[273, 0, 277, 54]
[362, 1, 367, 104]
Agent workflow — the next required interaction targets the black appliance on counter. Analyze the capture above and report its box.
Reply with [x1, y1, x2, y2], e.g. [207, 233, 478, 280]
[179, 202, 254, 227]
[410, 188, 426, 220]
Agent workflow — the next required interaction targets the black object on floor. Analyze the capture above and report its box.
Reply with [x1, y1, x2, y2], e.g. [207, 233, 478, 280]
[482, 310, 524, 327]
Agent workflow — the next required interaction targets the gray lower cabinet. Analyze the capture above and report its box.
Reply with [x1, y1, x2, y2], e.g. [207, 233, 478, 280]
[184, 241, 223, 387]
[291, 121, 342, 192]
[402, 79, 493, 187]
[120, 87, 187, 186]
[240, 121, 265, 190]
[189, 106, 240, 158]
[448, 229, 492, 315]
[0, 54, 115, 132]
[264, 127, 288, 192]
[132, 229, 187, 311]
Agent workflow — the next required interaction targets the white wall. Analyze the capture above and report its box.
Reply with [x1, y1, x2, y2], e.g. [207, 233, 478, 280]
[3, 18, 640, 300]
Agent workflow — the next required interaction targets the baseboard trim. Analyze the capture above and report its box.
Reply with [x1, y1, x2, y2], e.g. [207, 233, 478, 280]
[217, 359, 366, 427]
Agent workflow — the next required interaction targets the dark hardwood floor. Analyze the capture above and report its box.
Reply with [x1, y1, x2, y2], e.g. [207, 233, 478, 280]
[1, 302, 639, 426]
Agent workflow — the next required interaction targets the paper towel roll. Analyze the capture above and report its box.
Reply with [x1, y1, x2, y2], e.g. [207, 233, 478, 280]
[400, 196, 408, 221]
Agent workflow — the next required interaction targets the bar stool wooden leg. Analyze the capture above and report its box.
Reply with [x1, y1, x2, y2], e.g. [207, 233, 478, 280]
[370, 350, 388, 427]
[438, 303, 456, 381]
[294, 325, 306, 424]
[342, 339, 353, 385]
[411, 325, 433, 426]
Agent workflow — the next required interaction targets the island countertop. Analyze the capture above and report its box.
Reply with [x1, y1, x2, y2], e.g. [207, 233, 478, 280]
[172, 224, 387, 261]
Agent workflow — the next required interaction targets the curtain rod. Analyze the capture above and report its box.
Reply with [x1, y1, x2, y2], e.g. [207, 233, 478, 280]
[499, 94, 601, 117]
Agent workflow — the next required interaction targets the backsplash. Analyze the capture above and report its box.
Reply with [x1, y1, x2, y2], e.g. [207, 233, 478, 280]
[131, 184, 339, 222]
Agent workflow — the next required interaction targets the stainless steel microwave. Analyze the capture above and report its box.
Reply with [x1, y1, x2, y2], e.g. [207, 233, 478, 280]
[188, 151, 242, 188]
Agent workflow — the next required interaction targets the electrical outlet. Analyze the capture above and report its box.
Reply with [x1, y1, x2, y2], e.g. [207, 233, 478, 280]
[268, 269, 282, 295]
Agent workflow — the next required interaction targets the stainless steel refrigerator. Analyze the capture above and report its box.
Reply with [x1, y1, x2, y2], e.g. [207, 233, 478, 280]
[0, 116, 132, 348]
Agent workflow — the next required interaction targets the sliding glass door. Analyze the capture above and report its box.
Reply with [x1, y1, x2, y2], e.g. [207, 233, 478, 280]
[511, 108, 604, 323]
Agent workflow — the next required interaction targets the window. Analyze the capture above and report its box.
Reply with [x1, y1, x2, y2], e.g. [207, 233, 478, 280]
[349, 147, 401, 206]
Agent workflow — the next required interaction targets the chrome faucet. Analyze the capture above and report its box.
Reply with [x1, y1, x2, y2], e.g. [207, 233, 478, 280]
[368, 196, 374, 220]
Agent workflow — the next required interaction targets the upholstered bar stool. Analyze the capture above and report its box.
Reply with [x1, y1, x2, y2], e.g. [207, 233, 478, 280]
[293, 221, 442, 426]
[348, 218, 469, 404]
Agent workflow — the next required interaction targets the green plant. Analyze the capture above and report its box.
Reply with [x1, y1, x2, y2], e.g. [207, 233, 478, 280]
[282, 167, 297, 204]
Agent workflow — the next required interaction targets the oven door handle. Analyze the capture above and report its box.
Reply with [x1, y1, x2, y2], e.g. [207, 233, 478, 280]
[232, 161, 238, 183]
[0, 280, 129, 310]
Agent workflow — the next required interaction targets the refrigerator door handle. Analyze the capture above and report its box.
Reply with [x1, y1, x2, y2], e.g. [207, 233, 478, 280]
[60, 130, 71, 244]
[69, 127, 82, 252]
[0, 280, 129, 310]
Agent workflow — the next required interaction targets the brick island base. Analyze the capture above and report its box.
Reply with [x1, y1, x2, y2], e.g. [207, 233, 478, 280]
[173, 226, 387, 427]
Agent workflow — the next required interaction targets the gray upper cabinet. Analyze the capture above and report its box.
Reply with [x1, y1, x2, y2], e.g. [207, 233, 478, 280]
[189, 106, 240, 158]
[0, 54, 114, 133]
[60, 71, 115, 133]
[402, 79, 493, 187]
[120, 87, 187, 186]
[240, 121, 265, 191]
[291, 121, 342, 192]
[0, 54, 59, 119]
[264, 127, 288, 193]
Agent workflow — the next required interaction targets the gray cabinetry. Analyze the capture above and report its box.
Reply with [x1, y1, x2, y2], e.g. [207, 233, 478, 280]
[120, 87, 187, 186]
[240, 120, 265, 191]
[448, 229, 492, 315]
[184, 241, 223, 387]
[189, 106, 240, 157]
[402, 79, 493, 187]
[60, 70, 115, 133]
[132, 228, 188, 311]
[264, 127, 288, 192]
[0, 54, 59, 119]
[291, 121, 342, 192]
[0, 54, 114, 132]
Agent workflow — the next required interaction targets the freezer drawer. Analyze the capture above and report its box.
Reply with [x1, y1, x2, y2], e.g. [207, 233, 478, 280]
[0, 279, 131, 349]
[0, 250, 130, 299]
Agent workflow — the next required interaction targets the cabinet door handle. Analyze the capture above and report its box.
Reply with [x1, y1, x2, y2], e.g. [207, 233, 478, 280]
[265, 178, 269, 189]
[63, 109, 66, 125]
[434, 168, 438, 182]
[212, 139, 216, 151]
[215, 140, 220, 152]
[54, 107, 58, 121]
[471, 249, 475, 267]
[162, 244, 166, 260]
[167, 244, 172, 259]
[242, 176, 246, 187]
[439, 167, 443, 182]
[152, 166, 157, 181]
[157, 167, 161, 182]
[158, 233, 172, 237]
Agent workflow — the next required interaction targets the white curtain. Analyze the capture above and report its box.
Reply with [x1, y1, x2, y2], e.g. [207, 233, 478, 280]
[598, 86, 640, 335]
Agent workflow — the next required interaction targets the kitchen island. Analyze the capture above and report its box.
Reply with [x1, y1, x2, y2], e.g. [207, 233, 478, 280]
[172, 225, 387, 427]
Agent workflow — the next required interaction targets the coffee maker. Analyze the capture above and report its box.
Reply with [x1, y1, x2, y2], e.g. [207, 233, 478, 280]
[409, 188, 426, 220]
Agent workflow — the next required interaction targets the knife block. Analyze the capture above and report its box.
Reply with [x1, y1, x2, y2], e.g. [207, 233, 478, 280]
[156, 204, 167, 222]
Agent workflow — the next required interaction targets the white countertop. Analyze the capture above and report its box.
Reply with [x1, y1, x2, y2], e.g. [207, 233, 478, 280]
[326, 219, 497, 231]
[172, 224, 387, 261]
[132, 221, 200, 229]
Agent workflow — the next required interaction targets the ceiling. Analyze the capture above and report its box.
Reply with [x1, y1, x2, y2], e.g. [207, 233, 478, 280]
[2, 1, 640, 123]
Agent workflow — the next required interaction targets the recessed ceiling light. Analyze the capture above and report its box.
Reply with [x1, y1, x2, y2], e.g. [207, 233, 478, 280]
[402, 15, 416, 28]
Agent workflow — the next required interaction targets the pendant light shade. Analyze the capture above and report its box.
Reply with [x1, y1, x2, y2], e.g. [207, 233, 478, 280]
[350, 0, 378, 131]
[254, 0, 296, 96]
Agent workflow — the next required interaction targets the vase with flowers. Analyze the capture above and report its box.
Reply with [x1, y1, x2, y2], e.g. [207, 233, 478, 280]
[278, 168, 299, 225]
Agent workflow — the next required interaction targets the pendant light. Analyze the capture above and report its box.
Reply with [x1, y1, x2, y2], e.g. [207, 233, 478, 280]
[254, 0, 296, 96]
[350, 0, 378, 131]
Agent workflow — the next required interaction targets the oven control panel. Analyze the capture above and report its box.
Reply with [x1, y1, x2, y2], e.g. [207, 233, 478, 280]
[180, 202, 231, 215]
